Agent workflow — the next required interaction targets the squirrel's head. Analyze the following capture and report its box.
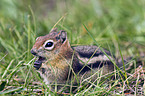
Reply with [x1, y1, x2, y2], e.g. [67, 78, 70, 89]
[31, 28, 71, 69]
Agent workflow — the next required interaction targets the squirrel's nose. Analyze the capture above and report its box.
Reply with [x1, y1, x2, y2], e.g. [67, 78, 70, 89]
[31, 49, 37, 55]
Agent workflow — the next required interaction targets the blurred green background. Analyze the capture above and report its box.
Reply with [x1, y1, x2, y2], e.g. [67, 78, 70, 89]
[0, 0, 145, 95]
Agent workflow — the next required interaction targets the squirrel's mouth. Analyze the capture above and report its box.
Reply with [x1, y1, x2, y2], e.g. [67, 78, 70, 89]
[34, 56, 46, 70]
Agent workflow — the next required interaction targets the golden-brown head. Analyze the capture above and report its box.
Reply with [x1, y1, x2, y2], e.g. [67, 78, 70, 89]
[31, 28, 72, 69]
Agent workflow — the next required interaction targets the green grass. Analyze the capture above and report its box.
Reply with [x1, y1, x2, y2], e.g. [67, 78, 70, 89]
[0, 0, 145, 95]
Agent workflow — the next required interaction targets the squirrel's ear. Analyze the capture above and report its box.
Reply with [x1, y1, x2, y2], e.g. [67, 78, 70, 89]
[50, 28, 57, 33]
[59, 30, 67, 43]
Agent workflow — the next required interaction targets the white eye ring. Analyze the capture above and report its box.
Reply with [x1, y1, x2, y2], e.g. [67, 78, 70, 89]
[43, 40, 54, 50]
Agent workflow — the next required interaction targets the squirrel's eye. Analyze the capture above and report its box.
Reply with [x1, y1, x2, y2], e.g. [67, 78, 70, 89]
[44, 40, 54, 50]
[45, 42, 53, 47]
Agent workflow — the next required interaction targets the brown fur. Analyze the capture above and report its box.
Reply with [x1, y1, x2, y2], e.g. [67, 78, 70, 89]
[31, 28, 115, 92]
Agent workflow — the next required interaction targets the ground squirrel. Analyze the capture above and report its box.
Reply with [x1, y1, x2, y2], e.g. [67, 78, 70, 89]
[31, 28, 118, 92]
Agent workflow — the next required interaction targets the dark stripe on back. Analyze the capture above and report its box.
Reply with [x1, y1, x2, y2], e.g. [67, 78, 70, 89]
[71, 46, 112, 59]
[77, 52, 104, 58]
[78, 61, 113, 73]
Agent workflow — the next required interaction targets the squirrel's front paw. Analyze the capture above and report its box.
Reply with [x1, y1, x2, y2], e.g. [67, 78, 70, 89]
[34, 60, 42, 70]
[33, 56, 46, 70]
